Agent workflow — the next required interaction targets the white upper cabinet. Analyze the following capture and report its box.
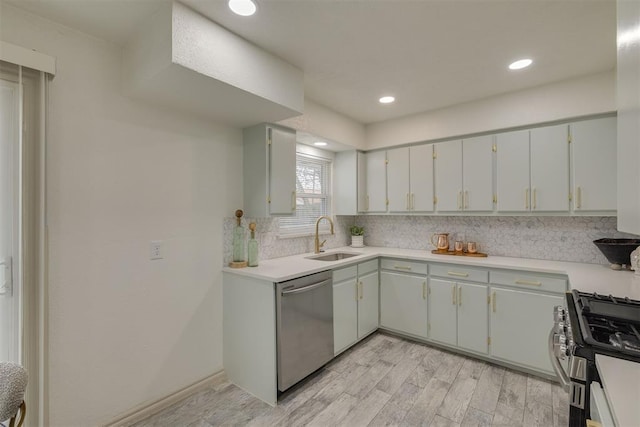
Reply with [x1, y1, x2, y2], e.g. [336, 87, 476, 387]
[387, 145, 434, 213]
[496, 130, 530, 212]
[364, 151, 388, 212]
[357, 152, 367, 213]
[410, 145, 435, 212]
[243, 124, 296, 217]
[462, 136, 494, 212]
[570, 117, 617, 213]
[387, 147, 410, 212]
[434, 140, 463, 212]
[530, 124, 570, 212]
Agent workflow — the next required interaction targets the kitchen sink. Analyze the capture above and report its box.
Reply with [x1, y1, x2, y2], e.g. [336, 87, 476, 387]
[306, 252, 362, 261]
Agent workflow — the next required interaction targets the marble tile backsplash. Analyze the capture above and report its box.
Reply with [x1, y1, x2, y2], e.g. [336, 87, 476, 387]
[355, 216, 637, 265]
[224, 215, 637, 266]
[223, 216, 354, 266]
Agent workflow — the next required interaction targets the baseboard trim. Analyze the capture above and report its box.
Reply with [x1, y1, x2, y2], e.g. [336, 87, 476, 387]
[102, 370, 227, 427]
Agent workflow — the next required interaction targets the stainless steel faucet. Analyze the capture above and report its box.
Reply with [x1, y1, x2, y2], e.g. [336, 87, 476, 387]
[314, 216, 335, 254]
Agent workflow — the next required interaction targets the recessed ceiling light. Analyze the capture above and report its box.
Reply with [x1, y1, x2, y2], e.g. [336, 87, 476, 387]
[379, 96, 395, 104]
[228, 0, 256, 16]
[509, 59, 533, 70]
[314, 141, 328, 147]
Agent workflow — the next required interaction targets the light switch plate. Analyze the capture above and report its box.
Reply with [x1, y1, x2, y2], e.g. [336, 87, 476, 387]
[150, 240, 163, 260]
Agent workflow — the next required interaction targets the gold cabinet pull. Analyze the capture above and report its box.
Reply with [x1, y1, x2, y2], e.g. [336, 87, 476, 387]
[525, 188, 530, 209]
[452, 286, 456, 305]
[422, 281, 427, 300]
[577, 186, 582, 209]
[532, 188, 537, 210]
[515, 279, 542, 286]
[359, 281, 363, 300]
[291, 191, 296, 211]
[492, 291, 497, 313]
[458, 190, 463, 210]
[447, 271, 469, 278]
[394, 265, 412, 271]
[458, 287, 462, 306]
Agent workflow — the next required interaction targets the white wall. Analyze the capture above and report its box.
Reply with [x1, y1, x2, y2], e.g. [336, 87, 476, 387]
[366, 71, 615, 149]
[0, 3, 242, 426]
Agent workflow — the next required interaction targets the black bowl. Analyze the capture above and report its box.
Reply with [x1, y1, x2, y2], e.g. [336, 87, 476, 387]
[593, 238, 640, 266]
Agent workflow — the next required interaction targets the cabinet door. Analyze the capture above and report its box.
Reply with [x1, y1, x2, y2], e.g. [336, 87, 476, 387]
[357, 152, 367, 212]
[571, 117, 617, 212]
[428, 278, 457, 346]
[463, 136, 494, 212]
[365, 151, 387, 212]
[496, 130, 530, 212]
[269, 127, 297, 215]
[380, 272, 428, 338]
[490, 287, 563, 374]
[387, 147, 410, 212]
[530, 124, 569, 212]
[410, 144, 434, 212]
[358, 271, 379, 338]
[457, 283, 488, 354]
[333, 278, 358, 354]
[435, 140, 463, 212]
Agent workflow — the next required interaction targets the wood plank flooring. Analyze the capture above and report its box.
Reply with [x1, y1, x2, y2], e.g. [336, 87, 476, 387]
[130, 333, 569, 427]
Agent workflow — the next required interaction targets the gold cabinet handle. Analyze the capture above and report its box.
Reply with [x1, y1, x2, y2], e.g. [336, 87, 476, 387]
[515, 279, 542, 287]
[492, 291, 496, 313]
[447, 271, 469, 278]
[452, 286, 456, 305]
[577, 186, 582, 209]
[525, 188, 530, 209]
[291, 191, 296, 211]
[422, 281, 427, 300]
[458, 190, 462, 210]
[464, 190, 469, 209]
[458, 286, 462, 306]
[533, 188, 537, 210]
[394, 265, 412, 271]
[359, 281, 363, 300]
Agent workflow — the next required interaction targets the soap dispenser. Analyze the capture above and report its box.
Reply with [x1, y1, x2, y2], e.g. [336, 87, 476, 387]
[248, 222, 259, 267]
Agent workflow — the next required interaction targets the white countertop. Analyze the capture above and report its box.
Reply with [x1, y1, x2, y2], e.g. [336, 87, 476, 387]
[223, 245, 640, 299]
[596, 355, 640, 427]
[223, 246, 640, 425]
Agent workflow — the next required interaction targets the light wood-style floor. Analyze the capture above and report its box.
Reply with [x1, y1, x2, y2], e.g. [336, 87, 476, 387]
[131, 332, 569, 426]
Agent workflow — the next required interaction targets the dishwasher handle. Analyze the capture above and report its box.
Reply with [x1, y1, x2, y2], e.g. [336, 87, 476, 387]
[281, 279, 332, 296]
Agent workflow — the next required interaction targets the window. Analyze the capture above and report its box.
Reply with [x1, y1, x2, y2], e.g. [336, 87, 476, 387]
[279, 152, 332, 236]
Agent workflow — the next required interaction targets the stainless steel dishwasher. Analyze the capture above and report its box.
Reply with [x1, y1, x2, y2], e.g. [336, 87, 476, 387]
[276, 270, 333, 392]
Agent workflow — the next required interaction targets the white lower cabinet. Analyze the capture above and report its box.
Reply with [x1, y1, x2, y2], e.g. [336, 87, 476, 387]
[333, 260, 379, 355]
[380, 266, 428, 339]
[489, 287, 563, 374]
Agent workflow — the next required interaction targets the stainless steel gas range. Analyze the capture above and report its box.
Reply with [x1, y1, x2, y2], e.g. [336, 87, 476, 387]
[550, 290, 640, 427]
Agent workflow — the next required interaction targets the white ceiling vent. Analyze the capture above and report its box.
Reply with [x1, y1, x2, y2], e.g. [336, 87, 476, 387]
[123, 2, 303, 127]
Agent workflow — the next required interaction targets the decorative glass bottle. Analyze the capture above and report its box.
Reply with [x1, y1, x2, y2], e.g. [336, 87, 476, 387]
[232, 209, 246, 265]
[248, 222, 259, 267]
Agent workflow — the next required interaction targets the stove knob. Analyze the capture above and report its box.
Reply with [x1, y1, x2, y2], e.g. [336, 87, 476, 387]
[553, 306, 566, 322]
[554, 321, 566, 334]
[554, 342, 568, 360]
[553, 334, 567, 346]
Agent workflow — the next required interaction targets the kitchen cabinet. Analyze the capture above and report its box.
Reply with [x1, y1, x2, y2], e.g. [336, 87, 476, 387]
[434, 137, 493, 212]
[496, 125, 569, 213]
[570, 117, 617, 213]
[429, 265, 489, 354]
[333, 259, 379, 355]
[243, 124, 296, 217]
[489, 271, 566, 374]
[379, 259, 428, 338]
[387, 145, 434, 212]
[334, 150, 366, 215]
[363, 150, 387, 212]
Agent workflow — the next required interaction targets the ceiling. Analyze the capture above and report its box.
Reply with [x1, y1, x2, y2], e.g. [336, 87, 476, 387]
[6, 0, 617, 125]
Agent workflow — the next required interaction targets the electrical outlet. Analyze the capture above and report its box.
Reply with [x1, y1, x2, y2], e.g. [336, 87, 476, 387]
[150, 240, 163, 260]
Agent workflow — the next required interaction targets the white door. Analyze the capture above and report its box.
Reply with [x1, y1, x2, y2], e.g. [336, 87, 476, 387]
[435, 140, 463, 212]
[386, 147, 410, 212]
[0, 79, 20, 363]
[463, 136, 494, 212]
[333, 278, 358, 354]
[571, 117, 617, 212]
[268, 127, 297, 215]
[457, 283, 488, 354]
[530, 124, 570, 212]
[357, 271, 379, 338]
[380, 271, 427, 338]
[410, 144, 434, 212]
[365, 151, 387, 212]
[496, 130, 530, 212]
[428, 279, 457, 346]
